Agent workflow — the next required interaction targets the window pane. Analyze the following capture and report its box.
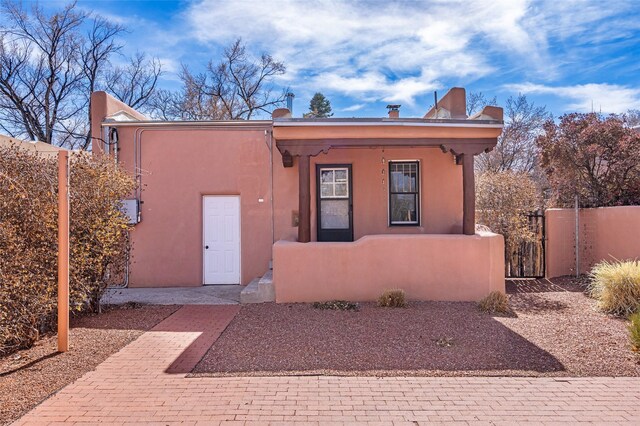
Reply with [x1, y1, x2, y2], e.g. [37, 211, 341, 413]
[390, 171, 403, 192]
[320, 199, 350, 229]
[320, 183, 333, 198]
[321, 170, 334, 184]
[390, 194, 417, 223]
[334, 169, 347, 182]
[334, 183, 348, 197]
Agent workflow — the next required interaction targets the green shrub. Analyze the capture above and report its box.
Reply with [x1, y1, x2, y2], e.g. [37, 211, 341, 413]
[0, 146, 134, 355]
[629, 312, 640, 353]
[312, 300, 359, 311]
[377, 289, 406, 308]
[478, 291, 510, 314]
[589, 260, 640, 316]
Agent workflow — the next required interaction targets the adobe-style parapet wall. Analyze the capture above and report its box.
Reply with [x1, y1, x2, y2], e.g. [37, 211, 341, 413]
[90, 91, 147, 153]
[273, 232, 504, 302]
[546, 206, 640, 277]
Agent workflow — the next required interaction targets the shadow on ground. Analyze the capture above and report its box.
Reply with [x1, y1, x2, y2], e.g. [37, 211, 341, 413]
[192, 301, 566, 376]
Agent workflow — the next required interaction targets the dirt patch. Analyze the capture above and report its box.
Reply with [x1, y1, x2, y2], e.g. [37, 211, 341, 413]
[193, 280, 640, 377]
[0, 304, 179, 425]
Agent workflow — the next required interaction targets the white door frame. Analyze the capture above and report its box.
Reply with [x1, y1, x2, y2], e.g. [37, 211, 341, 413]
[202, 195, 241, 285]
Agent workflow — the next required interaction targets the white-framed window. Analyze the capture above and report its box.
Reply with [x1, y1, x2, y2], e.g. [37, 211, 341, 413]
[389, 161, 420, 225]
[319, 167, 349, 199]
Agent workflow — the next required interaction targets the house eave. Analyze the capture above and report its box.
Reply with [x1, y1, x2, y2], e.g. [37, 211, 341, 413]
[273, 118, 504, 128]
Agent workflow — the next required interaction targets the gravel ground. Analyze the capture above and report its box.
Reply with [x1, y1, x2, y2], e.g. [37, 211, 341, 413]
[193, 278, 640, 377]
[0, 304, 179, 426]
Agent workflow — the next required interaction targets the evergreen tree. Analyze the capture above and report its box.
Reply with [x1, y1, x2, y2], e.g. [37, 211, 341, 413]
[304, 92, 333, 118]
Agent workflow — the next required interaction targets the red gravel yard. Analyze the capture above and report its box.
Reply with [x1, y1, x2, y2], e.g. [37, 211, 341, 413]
[193, 279, 640, 377]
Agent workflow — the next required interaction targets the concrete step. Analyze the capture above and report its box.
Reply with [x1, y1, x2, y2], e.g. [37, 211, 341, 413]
[240, 271, 275, 303]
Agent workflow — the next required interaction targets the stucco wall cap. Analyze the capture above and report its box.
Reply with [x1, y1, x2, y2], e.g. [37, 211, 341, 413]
[272, 108, 292, 118]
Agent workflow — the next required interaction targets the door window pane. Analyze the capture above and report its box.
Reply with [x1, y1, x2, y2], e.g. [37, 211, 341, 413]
[319, 167, 349, 199]
[321, 183, 333, 197]
[320, 199, 350, 229]
[321, 170, 333, 183]
[334, 183, 348, 197]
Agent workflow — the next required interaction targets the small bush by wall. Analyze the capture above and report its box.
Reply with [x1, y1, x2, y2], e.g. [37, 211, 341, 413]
[0, 146, 134, 355]
[478, 291, 510, 314]
[629, 312, 640, 353]
[589, 260, 640, 316]
[377, 289, 406, 308]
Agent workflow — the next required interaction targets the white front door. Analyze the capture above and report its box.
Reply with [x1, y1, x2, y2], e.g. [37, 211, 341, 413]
[203, 196, 241, 285]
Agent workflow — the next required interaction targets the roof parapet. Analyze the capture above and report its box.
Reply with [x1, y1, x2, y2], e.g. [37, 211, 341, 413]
[424, 87, 467, 119]
[272, 108, 292, 119]
[469, 105, 503, 122]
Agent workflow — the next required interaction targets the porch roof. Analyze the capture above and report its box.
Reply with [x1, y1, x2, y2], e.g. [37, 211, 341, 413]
[273, 117, 503, 159]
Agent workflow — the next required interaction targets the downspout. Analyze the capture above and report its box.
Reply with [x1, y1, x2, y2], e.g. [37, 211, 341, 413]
[265, 129, 275, 246]
[575, 194, 580, 277]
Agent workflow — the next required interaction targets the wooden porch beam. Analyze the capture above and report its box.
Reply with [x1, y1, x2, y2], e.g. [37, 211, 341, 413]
[276, 138, 496, 158]
[298, 155, 311, 243]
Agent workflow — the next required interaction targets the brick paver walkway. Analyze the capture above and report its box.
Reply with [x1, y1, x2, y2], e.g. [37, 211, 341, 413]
[14, 305, 640, 425]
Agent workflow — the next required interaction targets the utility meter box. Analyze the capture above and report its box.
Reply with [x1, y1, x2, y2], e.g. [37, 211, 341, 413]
[121, 199, 140, 224]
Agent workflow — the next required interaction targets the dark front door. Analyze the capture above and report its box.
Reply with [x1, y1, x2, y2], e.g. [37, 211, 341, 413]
[316, 164, 353, 242]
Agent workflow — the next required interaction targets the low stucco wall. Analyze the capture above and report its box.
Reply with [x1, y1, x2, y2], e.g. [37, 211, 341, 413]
[273, 232, 505, 302]
[546, 206, 640, 277]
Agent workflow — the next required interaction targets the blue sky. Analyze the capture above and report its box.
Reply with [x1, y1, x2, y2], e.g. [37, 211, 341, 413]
[40, 0, 640, 118]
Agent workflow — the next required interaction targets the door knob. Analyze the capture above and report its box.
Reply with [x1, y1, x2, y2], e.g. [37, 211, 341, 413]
[205, 245, 209, 249]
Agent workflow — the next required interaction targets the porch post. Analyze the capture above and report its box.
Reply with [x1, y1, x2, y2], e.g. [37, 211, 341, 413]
[462, 153, 475, 235]
[57, 151, 70, 352]
[298, 154, 311, 243]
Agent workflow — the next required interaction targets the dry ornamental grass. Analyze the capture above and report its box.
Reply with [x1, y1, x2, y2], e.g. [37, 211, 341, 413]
[589, 260, 640, 316]
[377, 289, 406, 307]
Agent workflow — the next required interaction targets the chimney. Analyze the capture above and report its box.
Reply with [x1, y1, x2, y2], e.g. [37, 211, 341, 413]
[386, 104, 400, 118]
[286, 92, 295, 114]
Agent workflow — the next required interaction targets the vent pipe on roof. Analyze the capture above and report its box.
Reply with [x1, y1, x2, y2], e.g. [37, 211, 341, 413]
[286, 92, 295, 114]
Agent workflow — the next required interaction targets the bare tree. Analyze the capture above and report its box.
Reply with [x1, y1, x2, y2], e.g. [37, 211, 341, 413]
[0, 1, 86, 145]
[0, 1, 161, 148]
[476, 94, 551, 174]
[105, 52, 161, 110]
[80, 16, 124, 149]
[149, 38, 286, 120]
[466, 91, 497, 117]
[627, 109, 640, 128]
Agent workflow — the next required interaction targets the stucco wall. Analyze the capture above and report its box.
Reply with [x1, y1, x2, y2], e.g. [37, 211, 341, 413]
[546, 206, 640, 277]
[114, 125, 273, 287]
[273, 232, 505, 302]
[90, 91, 481, 288]
[272, 147, 464, 242]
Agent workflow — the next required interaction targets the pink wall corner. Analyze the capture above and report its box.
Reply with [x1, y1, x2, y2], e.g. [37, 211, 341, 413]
[118, 125, 273, 287]
[546, 206, 640, 278]
[90, 91, 146, 153]
[593, 206, 640, 264]
[273, 232, 505, 303]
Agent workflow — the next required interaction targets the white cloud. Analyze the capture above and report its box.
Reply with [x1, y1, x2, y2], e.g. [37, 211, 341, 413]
[506, 83, 640, 113]
[342, 104, 366, 112]
[181, 0, 550, 104]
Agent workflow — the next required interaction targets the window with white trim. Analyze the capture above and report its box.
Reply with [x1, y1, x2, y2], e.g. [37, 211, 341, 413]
[389, 161, 420, 225]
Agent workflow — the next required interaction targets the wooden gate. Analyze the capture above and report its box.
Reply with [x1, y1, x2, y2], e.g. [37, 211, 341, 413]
[506, 211, 545, 278]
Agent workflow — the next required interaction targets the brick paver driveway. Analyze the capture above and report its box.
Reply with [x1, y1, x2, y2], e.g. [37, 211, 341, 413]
[14, 305, 640, 425]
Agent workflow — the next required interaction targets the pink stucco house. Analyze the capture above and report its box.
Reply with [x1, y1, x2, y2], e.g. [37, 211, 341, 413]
[91, 87, 505, 302]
